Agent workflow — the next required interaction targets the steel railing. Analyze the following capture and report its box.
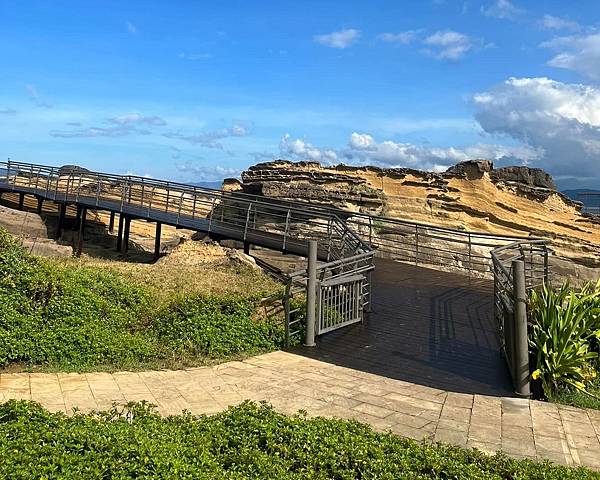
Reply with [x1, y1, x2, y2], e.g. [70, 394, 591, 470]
[491, 240, 551, 396]
[0, 160, 370, 262]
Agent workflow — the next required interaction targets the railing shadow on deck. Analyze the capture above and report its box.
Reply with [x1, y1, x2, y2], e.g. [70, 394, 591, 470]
[294, 260, 515, 396]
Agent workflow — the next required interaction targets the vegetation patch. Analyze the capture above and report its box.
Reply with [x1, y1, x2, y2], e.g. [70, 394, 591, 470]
[1, 400, 597, 480]
[529, 280, 600, 409]
[0, 228, 283, 372]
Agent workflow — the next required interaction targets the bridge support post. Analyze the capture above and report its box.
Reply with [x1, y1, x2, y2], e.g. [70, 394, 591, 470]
[512, 259, 531, 398]
[154, 222, 162, 259]
[304, 240, 318, 347]
[76, 207, 87, 257]
[56, 203, 66, 240]
[36, 197, 43, 215]
[75, 205, 82, 229]
[123, 216, 131, 253]
[243, 241, 250, 255]
[18, 192, 24, 211]
[108, 212, 115, 233]
[116, 214, 124, 251]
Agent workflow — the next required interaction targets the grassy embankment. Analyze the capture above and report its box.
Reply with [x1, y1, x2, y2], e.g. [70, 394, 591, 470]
[0, 227, 283, 372]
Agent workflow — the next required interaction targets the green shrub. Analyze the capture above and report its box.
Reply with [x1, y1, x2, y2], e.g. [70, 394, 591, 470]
[0, 400, 597, 480]
[0, 228, 284, 371]
[155, 295, 284, 358]
[529, 281, 600, 398]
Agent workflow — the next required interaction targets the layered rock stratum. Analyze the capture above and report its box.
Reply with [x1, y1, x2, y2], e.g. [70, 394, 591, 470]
[230, 160, 599, 275]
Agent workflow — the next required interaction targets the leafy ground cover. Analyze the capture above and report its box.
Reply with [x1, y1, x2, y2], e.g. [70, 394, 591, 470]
[1, 400, 597, 480]
[529, 281, 600, 410]
[0, 228, 283, 372]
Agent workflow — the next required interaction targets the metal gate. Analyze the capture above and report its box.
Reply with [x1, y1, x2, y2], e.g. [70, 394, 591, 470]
[317, 274, 364, 334]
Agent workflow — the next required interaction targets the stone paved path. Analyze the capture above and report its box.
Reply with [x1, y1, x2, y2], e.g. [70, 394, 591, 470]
[1, 351, 599, 469]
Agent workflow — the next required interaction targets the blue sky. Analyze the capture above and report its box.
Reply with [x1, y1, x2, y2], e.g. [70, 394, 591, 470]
[1, 1, 599, 188]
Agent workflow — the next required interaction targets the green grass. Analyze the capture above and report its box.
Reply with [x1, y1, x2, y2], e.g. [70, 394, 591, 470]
[549, 377, 600, 411]
[1, 400, 597, 480]
[0, 228, 284, 372]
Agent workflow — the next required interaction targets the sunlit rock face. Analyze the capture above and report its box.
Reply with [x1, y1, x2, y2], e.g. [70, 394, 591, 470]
[233, 159, 600, 276]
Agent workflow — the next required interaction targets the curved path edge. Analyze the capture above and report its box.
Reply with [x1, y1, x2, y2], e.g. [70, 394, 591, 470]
[1, 351, 599, 469]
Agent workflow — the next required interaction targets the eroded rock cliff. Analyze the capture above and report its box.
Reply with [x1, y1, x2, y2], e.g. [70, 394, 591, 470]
[232, 160, 600, 272]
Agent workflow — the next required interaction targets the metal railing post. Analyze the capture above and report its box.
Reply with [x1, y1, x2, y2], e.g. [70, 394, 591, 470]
[543, 247, 549, 285]
[512, 259, 531, 398]
[284, 281, 291, 349]
[305, 240, 318, 347]
[415, 224, 419, 265]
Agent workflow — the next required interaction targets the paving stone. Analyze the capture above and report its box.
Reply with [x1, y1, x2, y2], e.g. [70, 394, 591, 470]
[534, 434, 570, 454]
[435, 428, 468, 447]
[385, 392, 442, 412]
[563, 420, 598, 439]
[468, 423, 501, 444]
[559, 407, 592, 425]
[322, 394, 362, 409]
[576, 450, 600, 469]
[502, 424, 534, 440]
[352, 402, 394, 419]
[501, 436, 536, 457]
[437, 418, 470, 433]
[440, 404, 472, 423]
[534, 447, 573, 466]
[445, 392, 474, 409]
[387, 411, 435, 430]
[391, 423, 434, 441]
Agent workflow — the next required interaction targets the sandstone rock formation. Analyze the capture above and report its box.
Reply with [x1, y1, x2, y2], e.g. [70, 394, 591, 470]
[234, 160, 600, 275]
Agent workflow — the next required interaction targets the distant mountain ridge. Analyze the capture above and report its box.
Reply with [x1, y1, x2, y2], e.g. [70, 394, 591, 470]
[188, 181, 223, 190]
[563, 189, 600, 208]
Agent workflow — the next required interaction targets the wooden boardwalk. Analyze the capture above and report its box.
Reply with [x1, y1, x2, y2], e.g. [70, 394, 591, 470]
[298, 259, 514, 396]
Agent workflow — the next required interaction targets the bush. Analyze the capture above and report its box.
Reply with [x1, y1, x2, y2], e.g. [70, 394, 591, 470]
[0, 228, 284, 370]
[154, 295, 284, 358]
[0, 400, 597, 479]
[529, 281, 600, 398]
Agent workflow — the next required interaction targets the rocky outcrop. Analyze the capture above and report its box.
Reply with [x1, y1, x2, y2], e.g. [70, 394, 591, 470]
[240, 161, 386, 213]
[233, 160, 600, 273]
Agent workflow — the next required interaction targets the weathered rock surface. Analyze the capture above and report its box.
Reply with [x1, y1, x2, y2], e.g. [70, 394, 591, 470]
[234, 160, 600, 275]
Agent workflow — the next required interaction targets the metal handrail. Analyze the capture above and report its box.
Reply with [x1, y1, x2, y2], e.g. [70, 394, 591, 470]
[490, 239, 550, 396]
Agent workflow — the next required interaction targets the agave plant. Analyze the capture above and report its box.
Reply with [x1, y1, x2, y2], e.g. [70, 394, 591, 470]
[529, 281, 600, 397]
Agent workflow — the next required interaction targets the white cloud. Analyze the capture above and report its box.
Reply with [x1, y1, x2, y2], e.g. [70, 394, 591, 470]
[314, 29, 360, 49]
[539, 14, 580, 32]
[108, 113, 167, 126]
[344, 133, 539, 171]
[0, 108, 16, 115]
[541, 33, 600, 80]
[48, 112, 167, 138]
[378, 30, 419, 45]
[423, 30, 473, 60]
[473, 77, 600, 185]
[175, 162, 240, 180]
[280, 132, 540, 173]
[126, 21, 137, 34]
[49, 126, 151, 138]
[280, 134, 337, 162]
[164, 124, 250, 149]
[481, 0, 524, 20]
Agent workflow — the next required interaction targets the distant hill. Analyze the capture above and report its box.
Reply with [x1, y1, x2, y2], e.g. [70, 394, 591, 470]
[563, 189, 600, 208]
[188, 181, 223, 190]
